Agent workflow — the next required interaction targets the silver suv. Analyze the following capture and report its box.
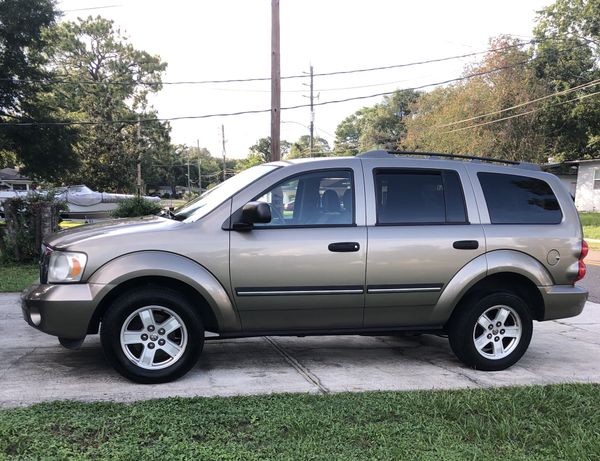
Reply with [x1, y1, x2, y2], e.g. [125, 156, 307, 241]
[21, 151, 589, 383]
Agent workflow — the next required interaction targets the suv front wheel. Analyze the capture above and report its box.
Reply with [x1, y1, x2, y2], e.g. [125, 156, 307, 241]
[101, 287, 204, 383]
[448, 293, 533, 371]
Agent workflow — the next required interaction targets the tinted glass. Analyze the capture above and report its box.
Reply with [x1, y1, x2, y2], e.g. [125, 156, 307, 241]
[376, 171, 444, 224]
[255, 170, 353, 227]
[478, 172, 562, 224]
[443, 171, 467, 223]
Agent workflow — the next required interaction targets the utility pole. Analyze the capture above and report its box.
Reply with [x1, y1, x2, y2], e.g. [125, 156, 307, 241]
[309, 64, 314, 157]
[186, 147, 191, 194]
[221, 124, 227, 182]
[270, 0, 281, 161]
[197, 139, 202, 194]
[136, 116, 142, 195]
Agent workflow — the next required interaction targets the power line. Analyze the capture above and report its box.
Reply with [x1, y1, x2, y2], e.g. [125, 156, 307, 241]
[0, 40, 534, 88]
[444, 90, 600, 134]
[62, 4, 123, 12]
[0, 61, 532, 127]
[436, 78, 600, 128]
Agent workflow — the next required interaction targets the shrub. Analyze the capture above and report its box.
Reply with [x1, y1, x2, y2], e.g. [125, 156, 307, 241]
[112, 196, 162, 218]
[1, 192, 65, 262]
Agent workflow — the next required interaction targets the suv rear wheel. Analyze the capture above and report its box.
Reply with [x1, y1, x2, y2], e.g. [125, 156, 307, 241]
[448, 293, 533, 371]
[101, 287, 204, 383]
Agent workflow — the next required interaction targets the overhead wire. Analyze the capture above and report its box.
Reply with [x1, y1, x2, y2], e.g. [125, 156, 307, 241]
[436, 78, 600, 128]
[0, 40, 533, 87]
[444, 90, 600, 134]
[0, 61, 531, 127]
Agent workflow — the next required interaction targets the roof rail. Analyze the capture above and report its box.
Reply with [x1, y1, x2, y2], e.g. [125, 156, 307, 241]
[357, 150, 540, 171]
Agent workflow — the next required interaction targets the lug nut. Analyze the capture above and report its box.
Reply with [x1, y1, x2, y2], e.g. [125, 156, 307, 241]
[500, 329, 505, 335]
[488, 325, 493, 330]
[148, 342, 155, 349]
[487, 333, 492, 339]
[141, 333, 148, 341]
[158, 339, 166, 346]
[158, 328, 165, 335]
[496, 322, 502, 327]
[147, 325, 155, 332]
[494, 336, 500, 342]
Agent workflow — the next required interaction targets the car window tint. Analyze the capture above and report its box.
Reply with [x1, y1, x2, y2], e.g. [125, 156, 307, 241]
[375, 170, 466, 224]
[254, 170, 354, 227]
[478, 172, 562, 224]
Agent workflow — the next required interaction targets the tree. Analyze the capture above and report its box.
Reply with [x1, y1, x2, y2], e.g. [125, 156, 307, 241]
[287, 135, 330, 158]
[40, 16, 168, 190]
[334, 89, 419, 156]
[0, 0, 78, 179]
[0, 0, 56, 116]
[403, 37, 547, 162]
[532, 0, 600, 160]
[247, 136, 291, 163]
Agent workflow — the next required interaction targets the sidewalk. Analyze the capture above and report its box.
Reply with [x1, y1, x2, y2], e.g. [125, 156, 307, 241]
[587, 249, 600, 266]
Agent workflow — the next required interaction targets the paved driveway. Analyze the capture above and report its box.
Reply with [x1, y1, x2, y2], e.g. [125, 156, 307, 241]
[1, 293, 600, 408]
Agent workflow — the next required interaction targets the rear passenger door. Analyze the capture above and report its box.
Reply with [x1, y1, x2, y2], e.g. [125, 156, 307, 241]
[363, 162, 485, 327]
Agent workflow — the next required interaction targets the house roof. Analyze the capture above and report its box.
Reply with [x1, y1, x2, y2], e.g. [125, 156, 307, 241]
[0, 168, 31, 182]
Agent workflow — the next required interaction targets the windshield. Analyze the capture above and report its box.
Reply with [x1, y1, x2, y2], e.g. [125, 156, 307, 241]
[174, 164, 279, 222]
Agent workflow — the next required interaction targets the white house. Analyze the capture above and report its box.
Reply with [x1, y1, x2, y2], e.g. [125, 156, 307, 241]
[0, 168, 32, 191]
[572, 160, 600, 212]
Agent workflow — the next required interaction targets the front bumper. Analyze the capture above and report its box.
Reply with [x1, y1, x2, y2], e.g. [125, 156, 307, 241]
[21, 283, 103, 339]
[539, 285, 588, 321]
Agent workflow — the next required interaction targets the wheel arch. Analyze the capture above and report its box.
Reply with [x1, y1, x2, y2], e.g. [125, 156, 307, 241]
[447, 272, 545, 326]
[434, 250, 551, 324]
[86, 251, 240, 334]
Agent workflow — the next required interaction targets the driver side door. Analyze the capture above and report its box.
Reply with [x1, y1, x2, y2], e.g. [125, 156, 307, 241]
[229, 167, 367, 332]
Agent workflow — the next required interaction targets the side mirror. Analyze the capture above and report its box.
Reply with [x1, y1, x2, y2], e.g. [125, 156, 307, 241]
[233, 201, 271, 231]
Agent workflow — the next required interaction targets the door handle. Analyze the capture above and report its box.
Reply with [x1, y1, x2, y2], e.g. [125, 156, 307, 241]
[328, 242, 360, 252]
[453, 240, 479, 250]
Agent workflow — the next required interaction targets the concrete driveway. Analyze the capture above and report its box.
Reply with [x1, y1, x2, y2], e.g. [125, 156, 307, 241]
[2, 292, 600, 408]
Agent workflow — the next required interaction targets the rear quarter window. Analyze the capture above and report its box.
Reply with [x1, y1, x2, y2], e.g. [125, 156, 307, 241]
[478, 172, 562, 224]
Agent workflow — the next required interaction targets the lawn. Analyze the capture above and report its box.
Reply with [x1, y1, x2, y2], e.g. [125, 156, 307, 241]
[0, 262, 37, 292]
[0, 384, 599, 460]
[580, 212, 600, 241]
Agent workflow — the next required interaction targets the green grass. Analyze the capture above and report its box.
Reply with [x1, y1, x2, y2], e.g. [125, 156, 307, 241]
[0, 262, 38, 292]
[579, 213, 600, 241]
[1, 384, 599, 460]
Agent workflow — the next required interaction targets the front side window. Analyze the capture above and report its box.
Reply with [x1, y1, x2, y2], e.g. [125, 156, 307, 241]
[254, 170, 354, 227]
[375, 169, 467, 225]
[478, 172, 562, 224]
[176, 164, 278, 222]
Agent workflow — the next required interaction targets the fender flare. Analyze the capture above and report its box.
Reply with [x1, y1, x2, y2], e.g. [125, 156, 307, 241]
[87, 251, 240, 332]
[432, 249, 553, 323]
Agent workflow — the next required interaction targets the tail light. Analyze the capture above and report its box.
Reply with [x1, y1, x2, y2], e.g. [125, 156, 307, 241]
[575, 240, 588, 282]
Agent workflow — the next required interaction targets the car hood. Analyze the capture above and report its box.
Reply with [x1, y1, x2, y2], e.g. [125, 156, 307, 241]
[46, 216, 183, 249]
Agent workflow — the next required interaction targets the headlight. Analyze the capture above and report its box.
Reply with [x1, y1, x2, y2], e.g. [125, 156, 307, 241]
[48, 251, 87, 283]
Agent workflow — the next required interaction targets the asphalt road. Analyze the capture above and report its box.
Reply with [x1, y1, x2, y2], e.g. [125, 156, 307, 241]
[2, 292, 600, 408]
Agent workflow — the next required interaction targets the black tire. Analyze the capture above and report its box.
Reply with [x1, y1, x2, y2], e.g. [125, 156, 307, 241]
[100, 287, 204, 384]
[448, 292, 533, 371]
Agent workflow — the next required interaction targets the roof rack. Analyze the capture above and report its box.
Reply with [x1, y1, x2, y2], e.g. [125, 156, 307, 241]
[357, 150, 541, 171]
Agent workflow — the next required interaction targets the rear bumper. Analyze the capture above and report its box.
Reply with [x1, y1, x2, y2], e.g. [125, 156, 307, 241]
[21, 283, 103, 339]
[539, 285, 588, 321]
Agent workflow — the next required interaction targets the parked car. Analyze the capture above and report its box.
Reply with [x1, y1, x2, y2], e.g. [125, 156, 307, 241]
[22, 150, 588, 383]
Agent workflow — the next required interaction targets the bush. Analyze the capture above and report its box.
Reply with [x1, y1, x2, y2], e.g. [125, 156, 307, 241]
[112, 196, 162, 218]
[1, 192, 65, 262]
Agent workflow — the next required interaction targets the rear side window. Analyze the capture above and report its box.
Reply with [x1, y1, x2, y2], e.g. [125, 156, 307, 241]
[375, 169, 467, 225]
[478, 172, 562, 224]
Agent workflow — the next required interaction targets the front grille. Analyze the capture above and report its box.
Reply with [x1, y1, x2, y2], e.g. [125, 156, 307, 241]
[40, 245, 51, 284]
